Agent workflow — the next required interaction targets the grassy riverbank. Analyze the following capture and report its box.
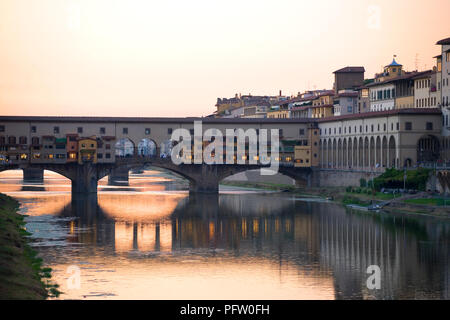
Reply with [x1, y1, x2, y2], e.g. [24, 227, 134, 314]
[220, 181, 450, 218]
[0, 193, 59, 299]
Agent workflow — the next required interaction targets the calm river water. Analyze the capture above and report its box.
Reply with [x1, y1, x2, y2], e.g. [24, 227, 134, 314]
[0, 169, 448, 300]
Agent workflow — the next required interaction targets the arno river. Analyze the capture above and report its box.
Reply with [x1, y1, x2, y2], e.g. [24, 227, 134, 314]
[0, 169, 448, 300]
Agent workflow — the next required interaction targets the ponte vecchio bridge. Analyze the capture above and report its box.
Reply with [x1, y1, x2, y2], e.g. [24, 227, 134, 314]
[0, 116, 319, 193]
[0, 109, 444, 193]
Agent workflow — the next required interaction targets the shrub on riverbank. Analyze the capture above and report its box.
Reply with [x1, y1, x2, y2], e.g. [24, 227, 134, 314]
[0, 193, 59, 299]
[373, 168, 431, 191]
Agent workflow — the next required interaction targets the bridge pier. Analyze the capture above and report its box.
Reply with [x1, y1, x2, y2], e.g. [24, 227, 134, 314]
[187, 165, 220, 193]
[71, 164, 99, 194]
[22, 168, 44, 182]
[108, 167, 129, 185]
[189, 178, 219, 193]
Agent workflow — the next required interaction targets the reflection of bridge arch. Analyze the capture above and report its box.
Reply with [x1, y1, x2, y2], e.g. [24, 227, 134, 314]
[0, 165, 73, 182]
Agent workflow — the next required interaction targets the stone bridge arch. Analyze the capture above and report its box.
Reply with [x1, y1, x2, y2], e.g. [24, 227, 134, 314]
[112, 158, 315, 193]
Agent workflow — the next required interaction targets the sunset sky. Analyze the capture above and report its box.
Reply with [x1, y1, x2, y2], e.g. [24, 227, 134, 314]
[0, 0, 449, 117]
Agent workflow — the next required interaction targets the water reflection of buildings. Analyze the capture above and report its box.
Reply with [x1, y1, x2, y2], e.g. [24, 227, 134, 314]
[22, 191, 450, 300]
[317, 207, 449, 299]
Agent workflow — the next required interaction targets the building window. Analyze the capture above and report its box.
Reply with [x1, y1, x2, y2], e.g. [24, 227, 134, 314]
[145, 128, 151, 135]
[384, 124, 386, 131]
[299, 129, 305, 135]
[405, 122, 412, 131]
[0, 125, 4, 132]
[396, 122, 399, 130]
[426, 122, 433, 131]
[106, 144, 110, 150]
[100, 127, 106, 134]
[77, 127, 83, 134]
[123, 128, 128, 134]
[31, 126, 36, 133]
[53, 126, 59, 134]
[97, 153, 103, 159]
[190, 129, 194, 135]
[106, 153, 111, 159]
[168, 128, 173, 135]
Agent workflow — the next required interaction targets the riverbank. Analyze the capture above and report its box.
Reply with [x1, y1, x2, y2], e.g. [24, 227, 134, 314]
[220, 181, 450, 218]
[0, 193, 58, 299]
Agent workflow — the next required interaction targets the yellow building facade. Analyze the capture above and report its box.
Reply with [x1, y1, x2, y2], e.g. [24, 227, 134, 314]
[78, 137, 98, 164]
[267, 109, 290, 119]
[294, 126, 320, 167]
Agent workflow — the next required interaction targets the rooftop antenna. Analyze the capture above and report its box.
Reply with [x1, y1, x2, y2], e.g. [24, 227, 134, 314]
[415, 53, 419, 71]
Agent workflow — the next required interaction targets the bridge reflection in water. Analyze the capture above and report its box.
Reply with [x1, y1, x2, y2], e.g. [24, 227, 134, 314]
[20, 190, 447, 300]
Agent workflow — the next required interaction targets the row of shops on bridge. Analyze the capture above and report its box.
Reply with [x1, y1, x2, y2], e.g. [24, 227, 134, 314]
[0, 129, 321, 168]
[0, 134, 116, 165]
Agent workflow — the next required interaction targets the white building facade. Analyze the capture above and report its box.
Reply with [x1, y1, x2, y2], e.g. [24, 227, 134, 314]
[369, 83, 396, 112]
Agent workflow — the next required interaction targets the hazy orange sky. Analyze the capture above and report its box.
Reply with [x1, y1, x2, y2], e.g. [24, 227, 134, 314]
[0, 0, 449, 117]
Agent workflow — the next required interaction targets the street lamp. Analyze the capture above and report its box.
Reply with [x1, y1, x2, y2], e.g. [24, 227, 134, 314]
[403, 166, 407, 192]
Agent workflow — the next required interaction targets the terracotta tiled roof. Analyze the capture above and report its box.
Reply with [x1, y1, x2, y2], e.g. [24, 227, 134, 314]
[333, 66, 365, 73]
[291, 104, 333, 111]
[337, 92, 358, 98]
[317, 90, 335, 97]
[0, 115, 315, 124]
[410, 70, 434, 80]
[436, 37, 450, 45]
[318, 108, 441, 123]
[365, 71, 430, 87]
